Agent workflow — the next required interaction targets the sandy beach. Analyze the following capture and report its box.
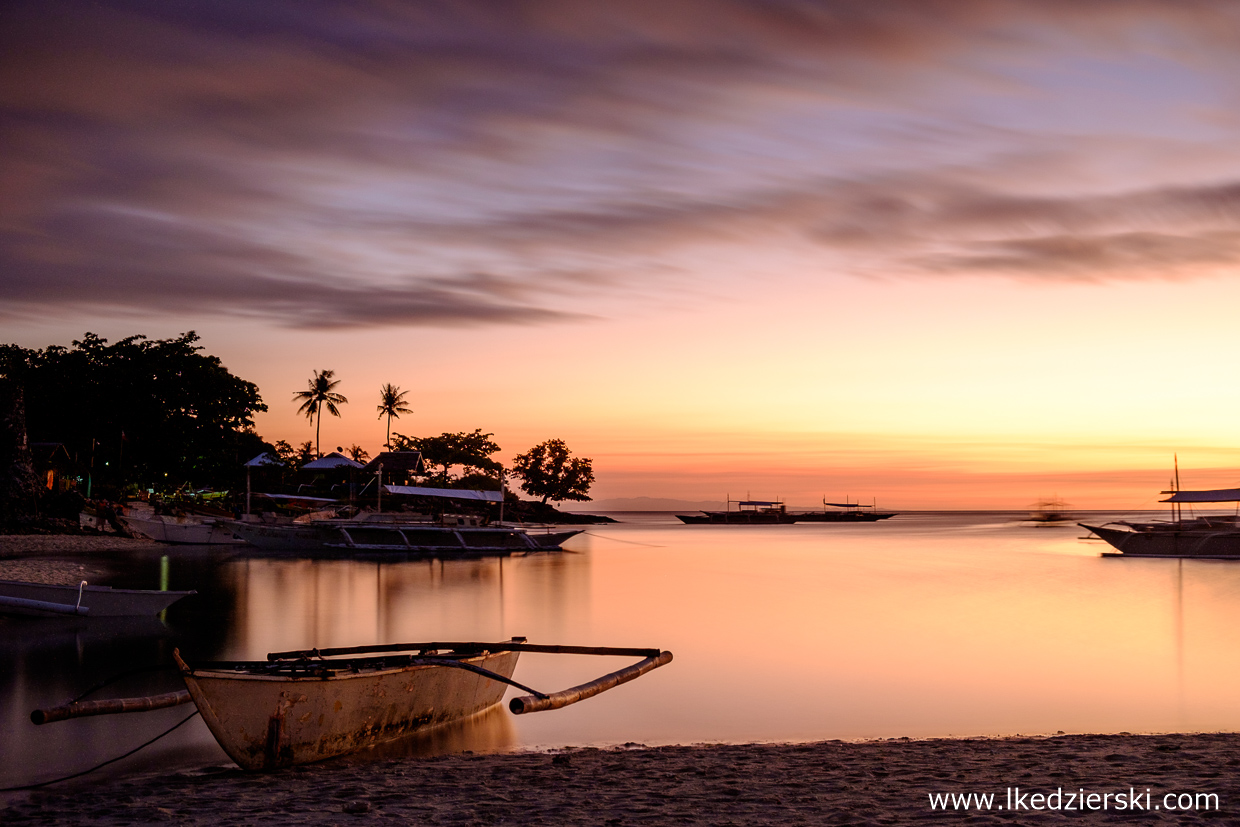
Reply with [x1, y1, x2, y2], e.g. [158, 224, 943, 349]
[1, 733, 1238, 825]
[0, 534, 161, 585]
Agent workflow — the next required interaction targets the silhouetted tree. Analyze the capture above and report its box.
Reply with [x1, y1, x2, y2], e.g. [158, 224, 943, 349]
[0, 332, 268, 493]
[376, 384, 412, 449]
[293, 369, 347, 458]
[346, 444, 370, 462]
[390, 429, 500, 483]
[511, 439, 594, 504]
[296, 441, 316, 466]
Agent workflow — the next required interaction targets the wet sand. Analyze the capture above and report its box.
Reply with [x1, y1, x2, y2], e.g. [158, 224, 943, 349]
[3, 733, 1239, 825]
[0, 534, 159, 584]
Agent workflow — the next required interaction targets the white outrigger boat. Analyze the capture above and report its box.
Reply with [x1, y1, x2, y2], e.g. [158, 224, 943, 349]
[32, 639, 673, 771]
[0, 579, 195, 617]
[120, 514, 245, 545]
[228, 520, 582, 556]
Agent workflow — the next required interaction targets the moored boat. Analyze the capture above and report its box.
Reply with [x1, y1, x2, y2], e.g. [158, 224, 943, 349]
[1081, 484, 1240, 558]
[0, 579, 195, 617]
[120, 514, 245, 545]
[677, 497, 896, 524]
[227, 519, 581, 555]
[32, 639, 673, 771]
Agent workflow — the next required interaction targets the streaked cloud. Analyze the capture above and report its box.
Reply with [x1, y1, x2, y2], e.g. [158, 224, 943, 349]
[5, 0, 1240, 328]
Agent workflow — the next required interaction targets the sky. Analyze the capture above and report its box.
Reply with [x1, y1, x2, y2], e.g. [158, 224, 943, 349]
[6, 0, 1240, 508]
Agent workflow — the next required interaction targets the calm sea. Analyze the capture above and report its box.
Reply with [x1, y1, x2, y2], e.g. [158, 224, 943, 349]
[5, 509, 1240, 788]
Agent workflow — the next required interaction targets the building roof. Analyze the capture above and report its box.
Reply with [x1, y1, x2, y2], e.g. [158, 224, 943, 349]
[302, 452, 365, 470]
[361, 451, 427, 475]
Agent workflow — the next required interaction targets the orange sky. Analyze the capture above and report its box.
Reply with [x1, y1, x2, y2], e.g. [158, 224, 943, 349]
[7, 2, 1240, 508]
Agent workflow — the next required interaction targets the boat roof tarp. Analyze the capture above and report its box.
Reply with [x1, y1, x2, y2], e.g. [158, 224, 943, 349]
[383, 485, 503, 502]
[1161, 488, 1240, 503]
[824, 502, 871, 508]
[737, 500, 781, 507]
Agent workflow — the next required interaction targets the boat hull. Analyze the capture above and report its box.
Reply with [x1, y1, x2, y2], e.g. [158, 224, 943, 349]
[0, 579, 195, 616]
[177, 650, 519, 770]
[227, 520, 580, 555]
[121, 515, 244, 545]
[676, 511, 896, 524]
[1082, 523, 1240, 558]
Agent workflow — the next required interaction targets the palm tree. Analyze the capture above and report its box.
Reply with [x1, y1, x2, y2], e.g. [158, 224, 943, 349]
[293, 369, 348, 458]
[376, 383, 412, 449]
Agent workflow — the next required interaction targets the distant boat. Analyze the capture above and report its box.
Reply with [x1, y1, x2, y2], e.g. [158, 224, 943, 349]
[1028, 497, 1072, 525]
[0, 579, 195, 617]
[1081, 483, 1240, 558]
[31, 639, 673, 771]
[677, 497, 896, 524]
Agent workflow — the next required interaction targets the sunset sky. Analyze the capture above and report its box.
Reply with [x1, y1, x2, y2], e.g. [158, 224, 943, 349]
[6, 1, 1240, 508]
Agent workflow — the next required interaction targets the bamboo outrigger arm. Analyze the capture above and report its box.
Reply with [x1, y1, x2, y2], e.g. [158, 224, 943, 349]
[510, 650, 674, 714]
[30, 644, 674, 724]
[32, 690, 193, 725]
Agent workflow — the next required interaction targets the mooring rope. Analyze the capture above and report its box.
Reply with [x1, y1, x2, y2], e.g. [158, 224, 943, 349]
[0, 709, 201, 792]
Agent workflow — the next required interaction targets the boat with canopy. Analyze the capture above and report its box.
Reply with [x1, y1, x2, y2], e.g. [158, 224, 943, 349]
[1081, 485, 1240, 558]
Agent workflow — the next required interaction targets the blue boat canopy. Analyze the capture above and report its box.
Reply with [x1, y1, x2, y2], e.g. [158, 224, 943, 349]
[1160, 488, 1240, 503]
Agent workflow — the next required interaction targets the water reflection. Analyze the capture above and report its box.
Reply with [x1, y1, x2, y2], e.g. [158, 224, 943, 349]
[8, 513, 1240, 788]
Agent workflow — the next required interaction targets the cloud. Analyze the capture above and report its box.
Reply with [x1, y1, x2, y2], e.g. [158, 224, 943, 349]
[5, 1, 1240, 328]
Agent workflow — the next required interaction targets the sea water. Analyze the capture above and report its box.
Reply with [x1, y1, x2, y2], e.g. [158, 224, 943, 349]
[6, 509, 1240, 787]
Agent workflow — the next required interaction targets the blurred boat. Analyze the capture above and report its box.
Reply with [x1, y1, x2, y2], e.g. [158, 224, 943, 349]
[32, 639, 673, 771]
[1081, 485, 1240, 557]
[0, 579, 195, 617]
[1028, 498, 1071, 525]
[677, 497, 896, 524]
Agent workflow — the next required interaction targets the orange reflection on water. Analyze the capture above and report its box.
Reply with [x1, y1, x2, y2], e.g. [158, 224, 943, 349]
[201, 513, 1240, 750]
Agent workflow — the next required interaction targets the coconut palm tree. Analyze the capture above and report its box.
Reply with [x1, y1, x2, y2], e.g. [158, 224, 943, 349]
[293, 369, 348, 458]
[376, 383, 412, 449]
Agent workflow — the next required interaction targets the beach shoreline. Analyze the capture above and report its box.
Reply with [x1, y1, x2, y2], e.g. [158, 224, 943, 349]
[4, 733, 1239, 824]
[0, 534, 162, 584]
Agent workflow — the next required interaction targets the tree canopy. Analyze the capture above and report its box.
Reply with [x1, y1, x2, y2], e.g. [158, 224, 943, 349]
[376, 384, 412, 449]
[390, 429, 501, 482]
[293, 369, 347, 458]
[0, 332, 268, 494]
[511, 439, 595, 504]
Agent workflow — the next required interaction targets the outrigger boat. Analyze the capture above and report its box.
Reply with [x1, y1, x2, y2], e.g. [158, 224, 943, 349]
[1081, 479, 1240, 558]
[120, 514, 245, 545]
[0, 579, 195, 617]
[228, 520, 582, 556]
[32, 638, 672, 771]
[677, 496, 896, 524]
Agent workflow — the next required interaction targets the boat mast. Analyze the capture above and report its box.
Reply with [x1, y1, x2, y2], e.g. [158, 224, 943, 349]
[1173, 454, 1181, 522]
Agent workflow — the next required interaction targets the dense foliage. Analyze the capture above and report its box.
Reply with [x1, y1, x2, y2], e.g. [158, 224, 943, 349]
[511, 438, 595, 504]
[0, 332, 269, 495]
[390, 429, 501, 482]
[292, 369, 347, 457]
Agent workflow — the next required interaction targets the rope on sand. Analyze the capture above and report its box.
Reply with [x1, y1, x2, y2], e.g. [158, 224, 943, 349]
[0, 710, 201, 792]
